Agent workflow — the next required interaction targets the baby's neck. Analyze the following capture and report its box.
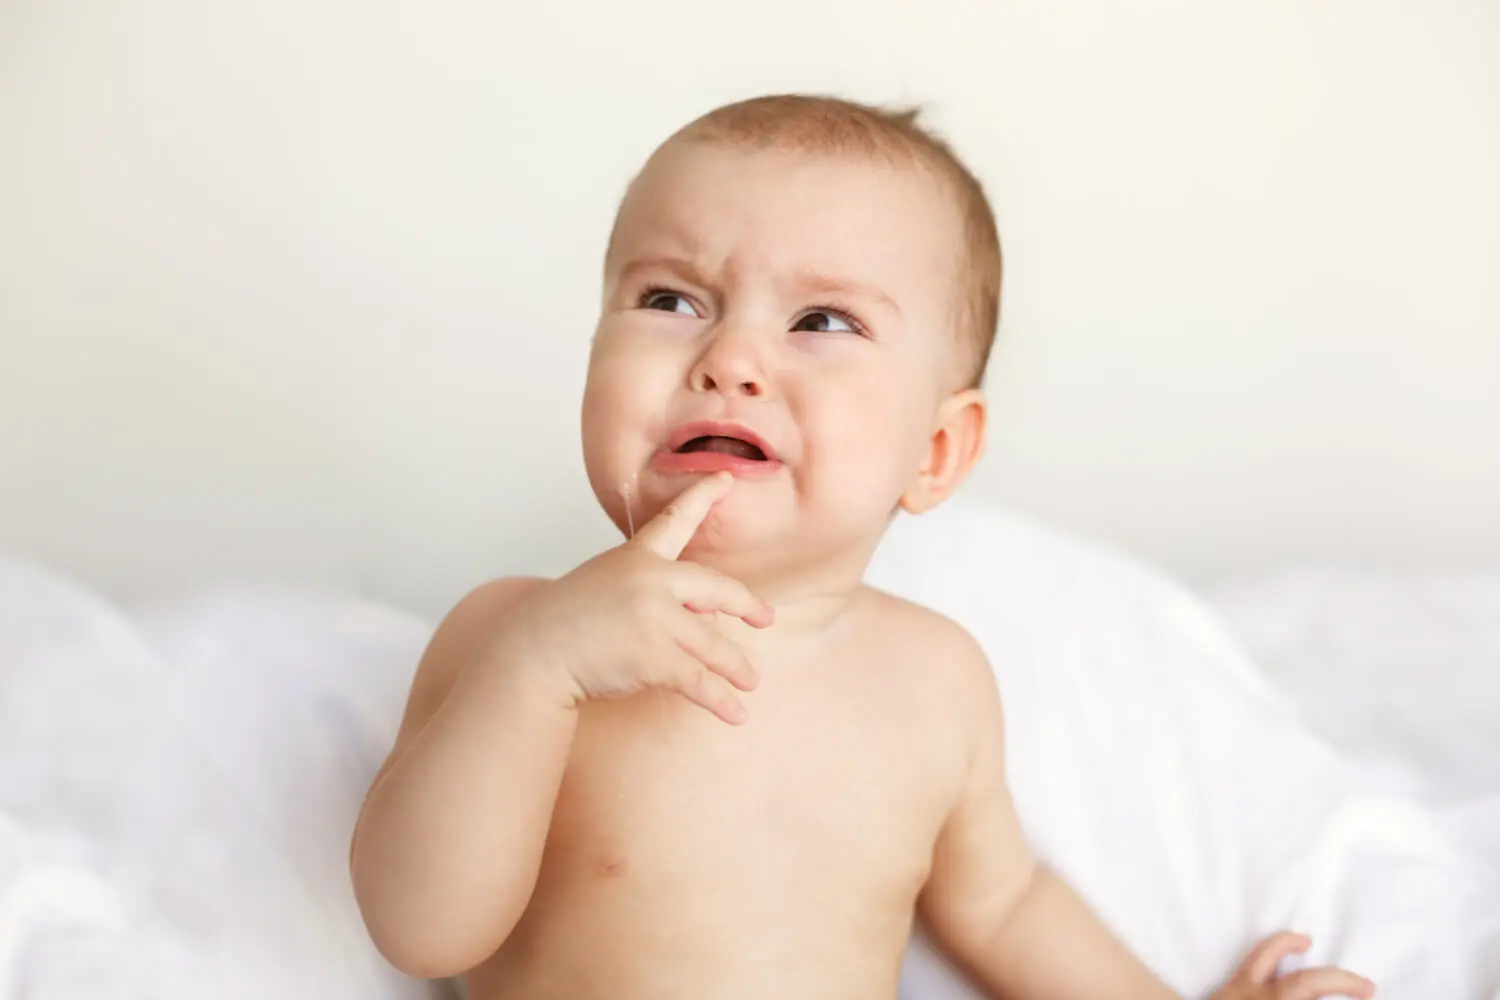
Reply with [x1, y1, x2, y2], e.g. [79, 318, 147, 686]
[703, 540, 878, 646]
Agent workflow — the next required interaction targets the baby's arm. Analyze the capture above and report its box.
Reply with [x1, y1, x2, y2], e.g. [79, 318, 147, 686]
[349, 576, 579, 978]
[350, 475, 768, 979]
[917, 630, 1178, 999]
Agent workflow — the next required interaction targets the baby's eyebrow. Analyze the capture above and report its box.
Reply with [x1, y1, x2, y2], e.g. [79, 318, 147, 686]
[615, 256, 902, 318]
[617, 255, 713, 290]
[788, 270, 902, 318]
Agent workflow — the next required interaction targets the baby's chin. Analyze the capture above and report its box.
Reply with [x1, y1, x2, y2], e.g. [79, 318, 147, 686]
[680, 502, 761, 556]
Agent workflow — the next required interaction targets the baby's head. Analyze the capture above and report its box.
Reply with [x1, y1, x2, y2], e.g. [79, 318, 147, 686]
[582, 94, 1001, 586]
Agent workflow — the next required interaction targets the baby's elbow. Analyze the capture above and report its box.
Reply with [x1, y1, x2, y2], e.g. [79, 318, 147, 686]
[364, 913, 504, 981]
[380, 945, 473, 982]
[352, 858, 515, 979]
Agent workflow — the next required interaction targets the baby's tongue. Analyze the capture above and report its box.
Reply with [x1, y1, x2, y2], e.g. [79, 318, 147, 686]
[691, 436, 761, 460]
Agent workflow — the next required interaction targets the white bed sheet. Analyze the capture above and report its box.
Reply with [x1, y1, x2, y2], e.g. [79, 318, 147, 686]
[0, 511, 1497, 998]
[1211, 570, 1500, 870]
[0, 559, 444, 999]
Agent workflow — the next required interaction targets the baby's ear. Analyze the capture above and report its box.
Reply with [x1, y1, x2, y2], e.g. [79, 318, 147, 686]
[900, 388, 987, 515]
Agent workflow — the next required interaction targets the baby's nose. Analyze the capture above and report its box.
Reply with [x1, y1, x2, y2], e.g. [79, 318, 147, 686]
[689, 332, 769, 397]
[692, 368, 765, 397]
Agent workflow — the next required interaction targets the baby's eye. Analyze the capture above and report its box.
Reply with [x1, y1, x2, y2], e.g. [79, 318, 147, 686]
[791, 309, 865, 336]
[641, 289, 700, 317]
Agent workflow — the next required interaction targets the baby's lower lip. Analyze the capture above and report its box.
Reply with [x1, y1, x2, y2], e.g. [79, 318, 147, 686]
[650, 450, 784, 476]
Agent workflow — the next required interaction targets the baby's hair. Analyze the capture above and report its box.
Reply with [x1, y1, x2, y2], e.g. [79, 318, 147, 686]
[650, 93, 1003, 389]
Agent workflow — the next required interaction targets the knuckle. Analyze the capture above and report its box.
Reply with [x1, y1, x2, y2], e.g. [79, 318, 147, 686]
[700, 630, 728, 659]
[677, 662, 704, 691]
[689, 671, 716, 702]
[689, 563, 726, 586]
[673, 562, 708, 587]
[721, 638, 748, 671]
[680, 563, 718, 593]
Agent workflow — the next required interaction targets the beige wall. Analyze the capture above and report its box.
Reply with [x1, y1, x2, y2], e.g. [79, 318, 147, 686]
[2, 0, 1497, 615]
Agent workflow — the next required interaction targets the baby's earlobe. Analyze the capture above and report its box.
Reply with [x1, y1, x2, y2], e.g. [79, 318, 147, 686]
[897, 480, 939, 516]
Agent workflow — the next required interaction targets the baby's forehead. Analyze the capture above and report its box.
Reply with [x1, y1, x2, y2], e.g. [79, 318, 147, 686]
[626, 136, 958, 223]
[609, 140, 965, 298]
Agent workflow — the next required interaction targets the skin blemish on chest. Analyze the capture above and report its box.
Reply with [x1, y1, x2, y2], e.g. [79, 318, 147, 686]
[596, 853, 630, 878]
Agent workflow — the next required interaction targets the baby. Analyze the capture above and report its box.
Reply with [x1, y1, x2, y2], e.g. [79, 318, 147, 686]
[350, 95, 1375, 1000]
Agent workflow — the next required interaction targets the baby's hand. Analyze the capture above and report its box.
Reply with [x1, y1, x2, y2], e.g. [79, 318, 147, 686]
[1211, 932, 1375, 1000]
[497, 472, 773, 724]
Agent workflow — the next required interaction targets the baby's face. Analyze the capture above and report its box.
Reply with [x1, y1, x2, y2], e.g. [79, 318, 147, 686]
[582, 140, 965, 571]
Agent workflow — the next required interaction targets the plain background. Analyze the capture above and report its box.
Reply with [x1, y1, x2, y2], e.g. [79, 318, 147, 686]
[2, 0, 1497, 617]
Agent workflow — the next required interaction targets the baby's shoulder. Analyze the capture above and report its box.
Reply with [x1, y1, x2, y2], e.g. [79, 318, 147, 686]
[857, 587, 995, 689]
[853, 589, 1002, 778]
[420, 575, 549, 680]
[438, 575, 548, 637]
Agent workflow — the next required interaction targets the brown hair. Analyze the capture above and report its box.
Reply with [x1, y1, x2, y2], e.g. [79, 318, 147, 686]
[655, 94, 1002, 388]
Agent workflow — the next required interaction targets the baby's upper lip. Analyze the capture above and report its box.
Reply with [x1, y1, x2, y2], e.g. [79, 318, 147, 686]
[664, 420, 780, 462]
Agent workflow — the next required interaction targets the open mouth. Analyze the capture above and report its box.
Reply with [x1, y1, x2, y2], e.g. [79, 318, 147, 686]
[655, 421, 781, 475]
[673, 435, 769, 462]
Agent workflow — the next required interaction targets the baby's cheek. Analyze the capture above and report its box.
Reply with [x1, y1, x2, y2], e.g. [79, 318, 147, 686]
[583, 354, 656, 436]
[819, 385, 913, 455]
[809, 409, 914, 500]
[581, 386, 639, 488]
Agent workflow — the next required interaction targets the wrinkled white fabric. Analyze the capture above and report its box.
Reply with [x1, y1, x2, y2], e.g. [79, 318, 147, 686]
[1213, 569, 1500, 867]
[0, 558, 443, 999]
[870, 502, 1500, 1000]
[1, 498, 1496, 998]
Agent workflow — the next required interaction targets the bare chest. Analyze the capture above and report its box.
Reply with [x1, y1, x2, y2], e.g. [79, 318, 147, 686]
[542, 679, 956, 899]
[469, 607, 976, 998]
